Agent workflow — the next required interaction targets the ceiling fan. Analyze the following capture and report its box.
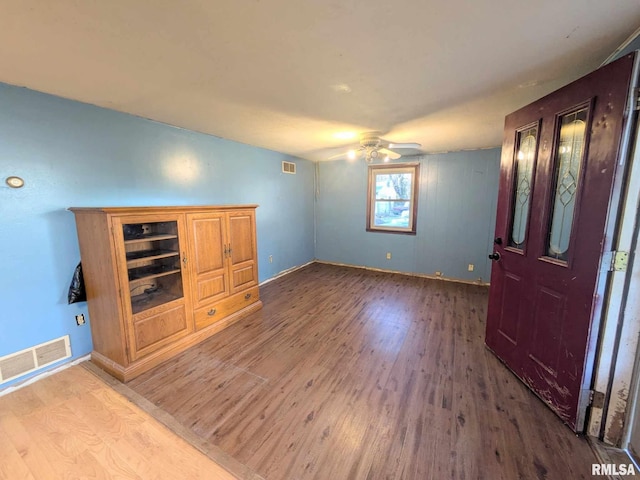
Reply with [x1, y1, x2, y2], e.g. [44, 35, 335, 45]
[329, 132, 421, 162]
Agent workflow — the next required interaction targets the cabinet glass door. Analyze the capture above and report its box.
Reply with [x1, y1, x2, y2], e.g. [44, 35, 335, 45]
[122, 220, 184, 314]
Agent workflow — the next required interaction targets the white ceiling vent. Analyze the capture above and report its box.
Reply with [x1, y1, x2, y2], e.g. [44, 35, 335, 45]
[282, 161, 296, 174]
[0, 335, 71, 384]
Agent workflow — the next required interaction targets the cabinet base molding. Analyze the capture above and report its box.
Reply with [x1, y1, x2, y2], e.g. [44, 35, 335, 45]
[92, 300, 263, 382]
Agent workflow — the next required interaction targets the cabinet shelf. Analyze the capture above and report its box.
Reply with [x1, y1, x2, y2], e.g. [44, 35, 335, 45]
[124, 233, 178, 244]
[126, 249, 179, 265]
[131, 289, 182, 314]
[128, 265, 182, 283]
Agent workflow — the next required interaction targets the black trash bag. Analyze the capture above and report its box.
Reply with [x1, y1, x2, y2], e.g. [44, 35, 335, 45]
[68, 262, 87, 304]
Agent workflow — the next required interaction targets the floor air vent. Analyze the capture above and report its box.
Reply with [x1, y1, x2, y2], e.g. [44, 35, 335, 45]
[0, 335, 71, 384]
[282, 161, 296, 174]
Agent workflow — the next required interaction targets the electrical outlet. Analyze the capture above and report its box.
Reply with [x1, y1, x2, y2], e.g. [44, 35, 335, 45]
[75, 314, 86, 326]
[386, 252, 392, 260]
[468, 264, 474, 272]
[269, 255, 273, 263]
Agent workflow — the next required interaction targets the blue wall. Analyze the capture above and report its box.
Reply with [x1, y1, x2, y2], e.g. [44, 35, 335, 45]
[0, 83, 315, 388]
[315, 149, 500, 282]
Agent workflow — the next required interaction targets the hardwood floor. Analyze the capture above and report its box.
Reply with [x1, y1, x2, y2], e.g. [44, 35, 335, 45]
[0, 365, 238, 480]
[123, 263, 603, 480]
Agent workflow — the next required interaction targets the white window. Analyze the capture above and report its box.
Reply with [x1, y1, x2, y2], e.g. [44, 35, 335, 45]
[367, 163, 419, 234]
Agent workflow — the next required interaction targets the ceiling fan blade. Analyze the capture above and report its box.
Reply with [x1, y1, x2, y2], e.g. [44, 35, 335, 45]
[386, 142, 421, 149]
[378, 148, 402, 160]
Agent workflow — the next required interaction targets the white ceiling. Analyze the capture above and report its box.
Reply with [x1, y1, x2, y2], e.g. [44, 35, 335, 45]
[1, 1, 639, 162]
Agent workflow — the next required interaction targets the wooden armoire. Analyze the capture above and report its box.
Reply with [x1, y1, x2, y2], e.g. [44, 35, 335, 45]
[69, 205, 261, 381]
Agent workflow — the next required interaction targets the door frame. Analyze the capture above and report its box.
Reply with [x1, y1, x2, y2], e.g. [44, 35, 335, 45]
[586, 53, 640, 444]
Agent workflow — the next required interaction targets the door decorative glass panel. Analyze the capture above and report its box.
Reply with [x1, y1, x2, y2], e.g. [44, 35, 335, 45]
[546, 108, 588, 261]
[509, 125, 538, 250]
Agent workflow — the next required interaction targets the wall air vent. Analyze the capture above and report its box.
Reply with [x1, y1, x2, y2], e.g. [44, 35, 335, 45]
[282, 161, 296, 174]
[0, 335, 71, 384]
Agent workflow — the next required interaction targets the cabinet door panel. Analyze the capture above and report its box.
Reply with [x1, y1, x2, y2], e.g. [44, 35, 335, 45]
[229, 214, 255, 264]
[228, 211, 258, 294]
[132, 304, 188, 359]
[232, 265, 257, 290]
[111, 212, 192, 362]
[197, 276, 227, 302]
[187, 213, 229, 307]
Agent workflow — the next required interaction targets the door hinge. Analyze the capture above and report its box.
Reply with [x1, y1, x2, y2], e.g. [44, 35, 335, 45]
[603, 250, 629, 272]
[589, 389, 606, 409]
[612, 251, 629, 272]
[635, 87, 640, 111]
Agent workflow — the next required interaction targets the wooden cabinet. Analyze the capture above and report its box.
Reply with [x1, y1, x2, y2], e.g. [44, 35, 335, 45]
[69, 206, 262, 381]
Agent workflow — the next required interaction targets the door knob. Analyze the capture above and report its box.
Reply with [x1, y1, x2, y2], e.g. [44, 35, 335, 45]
[488, 252, 501, 261]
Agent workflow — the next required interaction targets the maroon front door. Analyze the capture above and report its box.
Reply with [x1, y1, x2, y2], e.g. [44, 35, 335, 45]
[485, 52, 637, 432]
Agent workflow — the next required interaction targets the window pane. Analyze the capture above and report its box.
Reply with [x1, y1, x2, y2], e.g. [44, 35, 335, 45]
[509, 126, 537, 250]
[375, 173, 412, 201]
[374, 201, 411, 228]
[546, 108, 588, 260]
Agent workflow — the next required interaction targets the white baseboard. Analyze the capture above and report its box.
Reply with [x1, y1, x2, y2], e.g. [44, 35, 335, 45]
[314, 260, 490, 287]
[259, 260, 315, 286]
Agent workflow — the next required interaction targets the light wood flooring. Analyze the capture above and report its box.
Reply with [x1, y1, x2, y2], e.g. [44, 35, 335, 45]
[124, 263, 605, 480]
[0, 365, 238, 480]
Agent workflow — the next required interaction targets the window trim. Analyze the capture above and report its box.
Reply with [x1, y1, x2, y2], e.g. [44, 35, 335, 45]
[366, 163, 419, 235]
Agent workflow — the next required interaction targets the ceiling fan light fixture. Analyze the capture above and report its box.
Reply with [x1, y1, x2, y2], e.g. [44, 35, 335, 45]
[328, 132, 420, 163]
[364, 149, 379, 163]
